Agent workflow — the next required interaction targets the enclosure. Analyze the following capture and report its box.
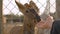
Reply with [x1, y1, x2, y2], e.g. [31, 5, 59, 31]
[0, 0, 60, 34]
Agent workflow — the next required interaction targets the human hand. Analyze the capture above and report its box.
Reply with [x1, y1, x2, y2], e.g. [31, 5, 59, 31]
[36, 15, 54, 29]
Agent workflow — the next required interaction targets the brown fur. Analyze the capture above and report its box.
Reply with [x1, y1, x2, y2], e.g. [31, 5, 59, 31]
[10, 26, 23, 34]
[15, 0, 39, 34]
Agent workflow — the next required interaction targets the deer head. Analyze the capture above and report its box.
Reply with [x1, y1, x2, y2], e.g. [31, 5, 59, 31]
[15, 0, 41, 22]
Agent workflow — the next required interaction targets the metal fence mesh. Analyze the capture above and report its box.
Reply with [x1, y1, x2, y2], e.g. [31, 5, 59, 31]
[3, 0, 56, 15]
[3, 0, 56, 34]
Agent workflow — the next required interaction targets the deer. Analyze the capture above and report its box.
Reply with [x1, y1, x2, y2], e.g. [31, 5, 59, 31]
[15, 0, 41, 34]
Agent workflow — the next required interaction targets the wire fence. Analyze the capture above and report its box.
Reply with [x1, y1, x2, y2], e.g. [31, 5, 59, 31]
[3, 0, 56, 34]
[3, 0, 56, 23]
[3, 0, 56, 15]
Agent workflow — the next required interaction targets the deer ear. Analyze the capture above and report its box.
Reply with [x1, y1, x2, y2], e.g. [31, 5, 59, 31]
[29, 1, 39, 12]
[15, 0, 26, 12]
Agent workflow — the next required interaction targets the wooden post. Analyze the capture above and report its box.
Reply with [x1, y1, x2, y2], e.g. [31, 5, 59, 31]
[0, 0, 3, 34]
[56, 0, 60, 19]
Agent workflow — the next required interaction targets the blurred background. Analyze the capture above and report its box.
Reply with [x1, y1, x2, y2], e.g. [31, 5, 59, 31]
[0, 0, 60, 34]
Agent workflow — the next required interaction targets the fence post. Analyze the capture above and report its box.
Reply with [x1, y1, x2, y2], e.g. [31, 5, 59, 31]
[0, 0, 3, 34]
[56, 0, 60, 19]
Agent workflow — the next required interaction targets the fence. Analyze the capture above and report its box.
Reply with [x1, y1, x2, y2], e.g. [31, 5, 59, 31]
[2, 0, 56, 34]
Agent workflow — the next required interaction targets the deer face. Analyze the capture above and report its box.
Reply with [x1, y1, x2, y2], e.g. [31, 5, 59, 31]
[15, 0, 41, 22]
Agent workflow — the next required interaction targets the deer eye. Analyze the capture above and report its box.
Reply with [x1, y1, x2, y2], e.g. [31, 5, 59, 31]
[26, 10, 29, 13]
